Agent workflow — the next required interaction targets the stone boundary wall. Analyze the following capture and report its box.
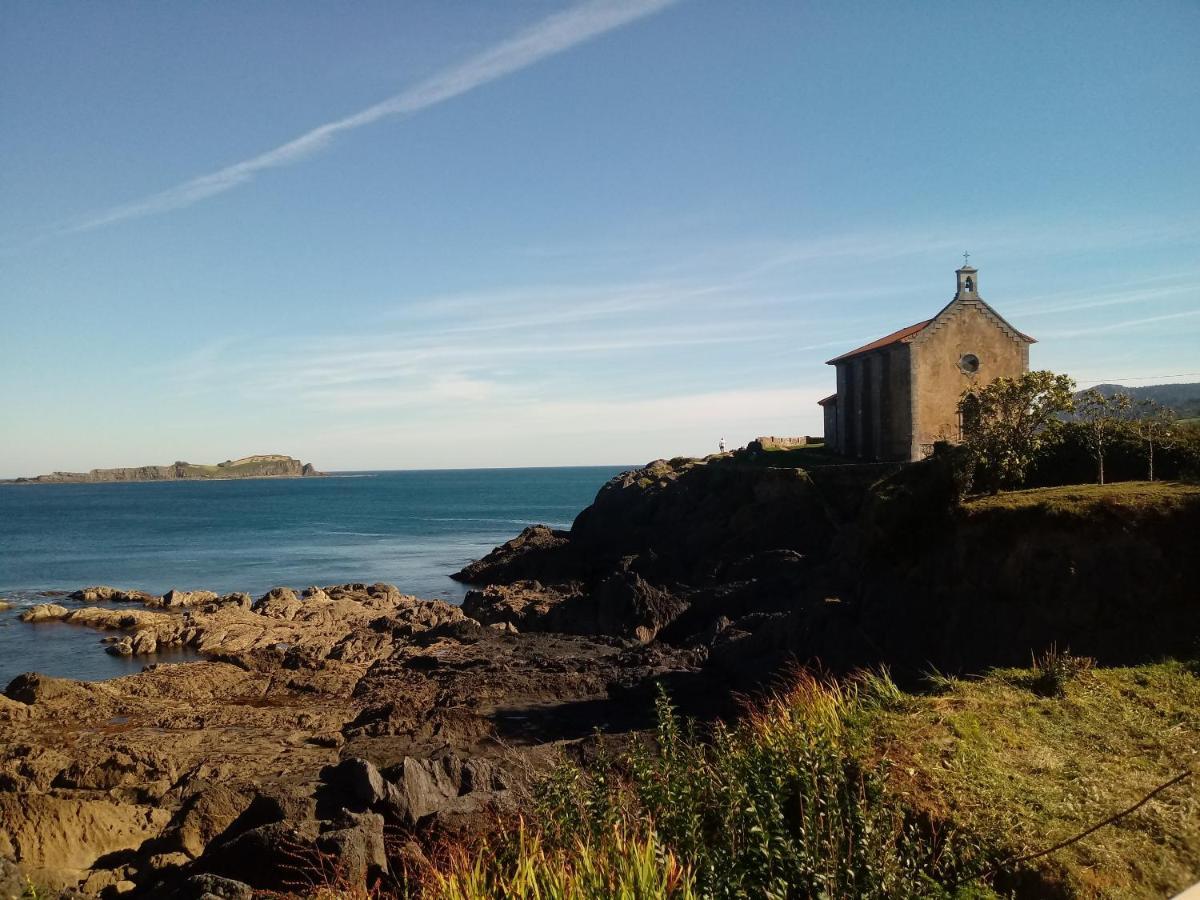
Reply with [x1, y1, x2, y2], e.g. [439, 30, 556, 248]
[754, 435, 812, 449]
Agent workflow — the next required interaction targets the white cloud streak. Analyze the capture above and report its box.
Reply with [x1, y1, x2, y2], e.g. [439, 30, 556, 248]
[60, 0, 678, 234]
[1043, 308, 1200, 338]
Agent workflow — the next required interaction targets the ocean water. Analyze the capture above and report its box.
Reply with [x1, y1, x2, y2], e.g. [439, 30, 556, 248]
[0, 466, 627, 685]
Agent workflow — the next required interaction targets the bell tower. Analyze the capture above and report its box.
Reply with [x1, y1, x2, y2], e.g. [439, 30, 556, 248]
[955, 252, 978, 298]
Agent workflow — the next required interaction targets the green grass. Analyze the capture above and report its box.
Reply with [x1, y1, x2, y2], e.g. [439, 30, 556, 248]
[421, 662, 1200, 900]
[875, 661, 1200, 898]
[747, 443, 853, 469]
[964, 480, 1200, 515]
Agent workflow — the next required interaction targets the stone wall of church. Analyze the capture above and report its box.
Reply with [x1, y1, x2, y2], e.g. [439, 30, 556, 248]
[879, 344, 912, 460]
[909, 300, 1029, 458]
[822, 403, 839, 450]
[832, 344, 912, 461]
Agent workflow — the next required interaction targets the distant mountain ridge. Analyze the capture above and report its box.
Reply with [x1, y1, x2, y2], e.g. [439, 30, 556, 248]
[1084, 382, 1200, 419]
[5, 454, 323, 484]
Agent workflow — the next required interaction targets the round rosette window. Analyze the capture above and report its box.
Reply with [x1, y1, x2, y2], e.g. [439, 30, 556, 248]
[959, 353, 980, 374]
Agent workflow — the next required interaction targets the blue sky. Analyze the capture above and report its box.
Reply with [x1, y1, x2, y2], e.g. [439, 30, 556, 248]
[2, 0, 1198, 476]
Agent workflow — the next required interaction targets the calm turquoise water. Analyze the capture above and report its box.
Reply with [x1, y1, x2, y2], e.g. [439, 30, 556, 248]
[0, 467, 626, 685]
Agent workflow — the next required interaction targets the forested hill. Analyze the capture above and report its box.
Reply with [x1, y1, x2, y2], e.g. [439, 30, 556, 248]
[1086, 382, 1200, 419]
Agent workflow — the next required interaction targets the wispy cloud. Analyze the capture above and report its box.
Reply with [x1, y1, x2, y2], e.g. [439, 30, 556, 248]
[1003, 275, 1200, 318]
[154, 217, 1200, 464]
[1043, 308, 1200, 339]
[58, 0, 678, 235]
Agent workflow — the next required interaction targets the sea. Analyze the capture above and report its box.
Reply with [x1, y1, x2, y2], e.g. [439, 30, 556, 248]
[0, 466, 627, 686]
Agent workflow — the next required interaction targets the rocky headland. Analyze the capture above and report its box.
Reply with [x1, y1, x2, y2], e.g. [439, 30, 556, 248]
[2, 451, 1198, 896]
[5, 454, 322, 484]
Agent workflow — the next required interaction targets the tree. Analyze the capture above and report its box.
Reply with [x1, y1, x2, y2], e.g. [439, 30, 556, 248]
[1128, 399, 1176, 482]
[958, 371, 1076, 492]
[1074, 389, 1133, 485]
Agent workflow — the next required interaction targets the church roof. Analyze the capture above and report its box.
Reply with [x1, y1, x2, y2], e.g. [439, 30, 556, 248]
[825, 320, 932, 365]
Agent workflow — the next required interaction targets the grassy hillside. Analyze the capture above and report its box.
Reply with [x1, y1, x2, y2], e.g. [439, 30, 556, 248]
[873, 660, 1200, 898]
[424, 662, 1200, 899]
[964, 480, 1200, 514]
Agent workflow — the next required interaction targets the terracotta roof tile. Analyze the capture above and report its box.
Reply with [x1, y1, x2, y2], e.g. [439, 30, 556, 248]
[825, 320, 932, 365]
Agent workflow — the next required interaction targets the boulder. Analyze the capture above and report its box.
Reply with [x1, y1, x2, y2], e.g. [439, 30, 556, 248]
[79, 867, 128, 896]
[0, 857, 26, 900]
[0, 793, 170, 887]
[163, 785, 256, 859]
[462, 572, 686, 642]
[165, 873, 255, 900]
[161, 590, 219, 609]
[130, 630, 158, 655]
[314, 811, 388, 885]
[463, 581, 578, 631]
[417, 790, 517, 841]
[139, 851, 191, 878]
[4, 673, 108, 707]
[197, 819, 321, 891]
[70, 587, 158, 605]
[106, 637, 134, 657]
[252, 588, 303, 620]
[319, 757, 401, 814]
[452, 525, 575, 584]
[387, 757, 459, 825]
[213, 593, 253, 610]
[19, 604, 69, 623]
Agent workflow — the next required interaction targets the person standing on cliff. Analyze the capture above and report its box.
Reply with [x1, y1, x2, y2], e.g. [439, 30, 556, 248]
[719, 437, 726, 453]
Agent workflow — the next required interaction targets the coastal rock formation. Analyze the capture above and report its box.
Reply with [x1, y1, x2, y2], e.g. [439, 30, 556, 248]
[6, 454, 324, 484]
[0, 582, 709, 895]
[454, 454, 1200, 681]
[21, 583, 469, 665]
[70, 586, 159, 604]
[463, 573, 686, 643]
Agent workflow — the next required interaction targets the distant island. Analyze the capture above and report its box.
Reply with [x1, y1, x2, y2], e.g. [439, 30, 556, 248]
[3, 454, 324, 484]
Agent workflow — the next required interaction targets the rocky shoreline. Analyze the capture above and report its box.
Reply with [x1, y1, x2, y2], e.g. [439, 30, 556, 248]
[2, 453, 1198, 896]
[1, 580, 708, 897]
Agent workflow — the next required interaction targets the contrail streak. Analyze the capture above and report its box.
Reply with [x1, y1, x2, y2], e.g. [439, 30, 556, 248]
[61, 0, 678, 235]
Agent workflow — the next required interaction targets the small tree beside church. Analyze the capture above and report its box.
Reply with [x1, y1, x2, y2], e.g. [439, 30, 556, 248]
[1075, 389, 1133, 485]
[958, 371, 1076, 492]
[1128, 398, 1176, 482]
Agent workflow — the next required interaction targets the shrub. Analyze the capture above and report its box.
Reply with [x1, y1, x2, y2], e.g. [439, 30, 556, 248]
[1029, 645, 1095, 698]
[430, 674, 993, 899]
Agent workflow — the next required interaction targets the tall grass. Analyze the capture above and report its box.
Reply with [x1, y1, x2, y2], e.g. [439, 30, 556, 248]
[428, 671, 994, 900]
[431, 824, 695, 899]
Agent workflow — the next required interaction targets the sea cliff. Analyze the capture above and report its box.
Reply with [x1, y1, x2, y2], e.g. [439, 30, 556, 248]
[6, 454, 322, 484]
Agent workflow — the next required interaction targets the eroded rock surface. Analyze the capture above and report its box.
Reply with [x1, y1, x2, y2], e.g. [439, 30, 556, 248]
[0, 582, 710, 896]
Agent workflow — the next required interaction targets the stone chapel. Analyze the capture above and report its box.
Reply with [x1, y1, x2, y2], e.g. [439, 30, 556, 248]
[819, 263, 1035, 461]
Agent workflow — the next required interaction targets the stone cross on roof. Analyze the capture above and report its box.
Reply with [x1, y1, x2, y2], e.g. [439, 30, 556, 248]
[962, 250, 970, 266]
